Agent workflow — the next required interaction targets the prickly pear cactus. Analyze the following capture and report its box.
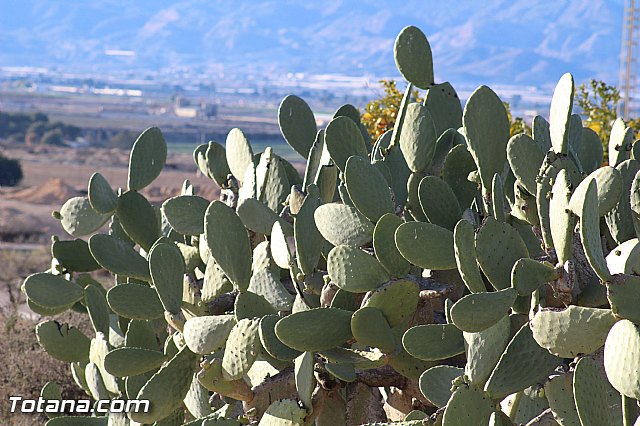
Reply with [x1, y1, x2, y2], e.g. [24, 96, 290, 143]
[23, 25, 640, 426]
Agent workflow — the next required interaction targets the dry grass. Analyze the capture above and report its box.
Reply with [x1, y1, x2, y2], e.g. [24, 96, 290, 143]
[0, 249, 92, 425]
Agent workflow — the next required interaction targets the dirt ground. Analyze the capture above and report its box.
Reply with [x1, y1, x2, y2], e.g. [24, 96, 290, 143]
[0, 144, 220, 242]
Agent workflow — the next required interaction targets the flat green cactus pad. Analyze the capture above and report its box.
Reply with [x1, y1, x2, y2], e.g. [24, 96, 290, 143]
[569, 166, 623, 218]
[149, 242, 185, 314]
[59, 196, 111, 237]
[324, 116, 368, 172]
[453, 219, 485, 293]
[531, 306, 616, 358]
[88, 172, 117, 214]
[476, 217, 529, 290]
[484, 324, 561, 399]
[549, 169, 574, 264]
[507, 133, 545, 195]
[545, 373, 581, 426]
[464, 315, 511, 386]
[609, 117, 634, 167]
[607, 274, 640, 323]
[450, 288, 517, 333]
[511, 258, 557, 296]
[103, 347, 166, 377]
[395, 222, 456, 270]
[424, 82, 463, 137]
[259, 398, 306, 426]
[222, 318, 261, 380]
[234, 290, 276, 320]
[351, 307, 395, 353]
[84, 284, 110, 336]
[124, 320, 158, 350]
[462, 85, 510, 190]
[362, 278, 419, 327]
[442, 385, 494, 426]
[162, 195, 209, 236]
[373, 213, 411, 277]
[183, 315, 235, 354]
[259, 314, 302, 361]
[237, 197, 290, 236]
[399, 103, 438, 173]
[131, 346, 197, 424]
[106, 283, 164, 320]
[403, 324, 465, 361]
[275, 307, 353, 352]
[127, 127, 167, 191]
[278, 95, 317, 159]
[314, 203, 374, 247]
[604, 319, 640, 400]
[294, 184, 323, 275]
[51, 238, 100, 272]
[295, 351, 315, 409]
[605, 160, 640, 244]
[256, 149, 290, 212]
[248, 269, 294, 311]
[419, 365, 463, 408]
[116, 190, 160, 251]
[549, 73, 574, 156]
[578, 127, 604, 174]
[36, 321, 90, 362]
[88, 234, 151, 281]
[345, 155, 394, 222]
[226, 127, 255, 181]
[579, 180, 612, 281]
[23, 273, 84, 309]
[270, 221, 293, 270]
[394, 26, 433, 90]
[327, 245, 390, 293]
[205, 201, 252, 291]
[418, 176, 462, 231]
[442, 144, 478, 209]
[574, 356, 620, 426]
[204, 141, 231, 186]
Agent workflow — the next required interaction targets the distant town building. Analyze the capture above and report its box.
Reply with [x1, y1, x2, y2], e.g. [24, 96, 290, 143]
[173, 96, 217, 119]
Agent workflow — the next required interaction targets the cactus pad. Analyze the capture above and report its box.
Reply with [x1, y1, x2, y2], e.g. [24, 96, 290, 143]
[399, 103, 438, 173]
[314, 203, 374, 247]
[183, 315, 235, 354]
[103, 347, 166, 377]
[106, 283, 164, 320]
[205, 201, 252, 291]
[36, 321, 90, 362]
[278, 95, 317, 159]
[222, 318, 261, 380]
[345, 155, 394, 222]
[604, 319, 640, 399]
[531, 306, 616, 357]
[549, 73, 574, 155]
[127, 127, 166, 190]
[59, 196, 111, 237]
[442, 385, 494, 426]
[362, 278, 419, 327]
[373, 213, 411, 277]
[88, 234, 150, 281]
[226, 127, 255, 180]
[573, 356, 619, 426]
[403, 324, 465, 361]
[324, 116, 368, 171]
[394, 25, 433, 89]
[275, 307, 353, 352]
[395, 222, 456, 270]
[484, 324, 560, 399]
[327, 245, 390, 293]
[351, 307, 396, 353]
[418, 365, 463, 408]
[450, 288, 517, 333]
[88, 172, 117, 214]
[162, 195, 209, 236]
[464, 315, 511, 386]
[476, 217, 529, 290]
[418, 176, 462, 231]
[23, 273, 84, 309]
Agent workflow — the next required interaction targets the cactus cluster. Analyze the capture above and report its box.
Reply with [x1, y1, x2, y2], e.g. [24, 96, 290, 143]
[22, 25, 640, 425]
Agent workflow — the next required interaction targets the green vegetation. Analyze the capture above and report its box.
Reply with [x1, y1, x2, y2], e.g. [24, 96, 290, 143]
[0, 111, 80, 146]
[19, 25, 640, 425]
[0, 153, 23, 186]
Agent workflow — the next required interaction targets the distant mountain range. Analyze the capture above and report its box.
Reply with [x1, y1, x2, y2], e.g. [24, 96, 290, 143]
[0, 0, 625, 88]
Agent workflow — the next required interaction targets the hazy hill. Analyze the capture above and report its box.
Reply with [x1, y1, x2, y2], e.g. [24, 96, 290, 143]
[0, 0, 625, 87]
